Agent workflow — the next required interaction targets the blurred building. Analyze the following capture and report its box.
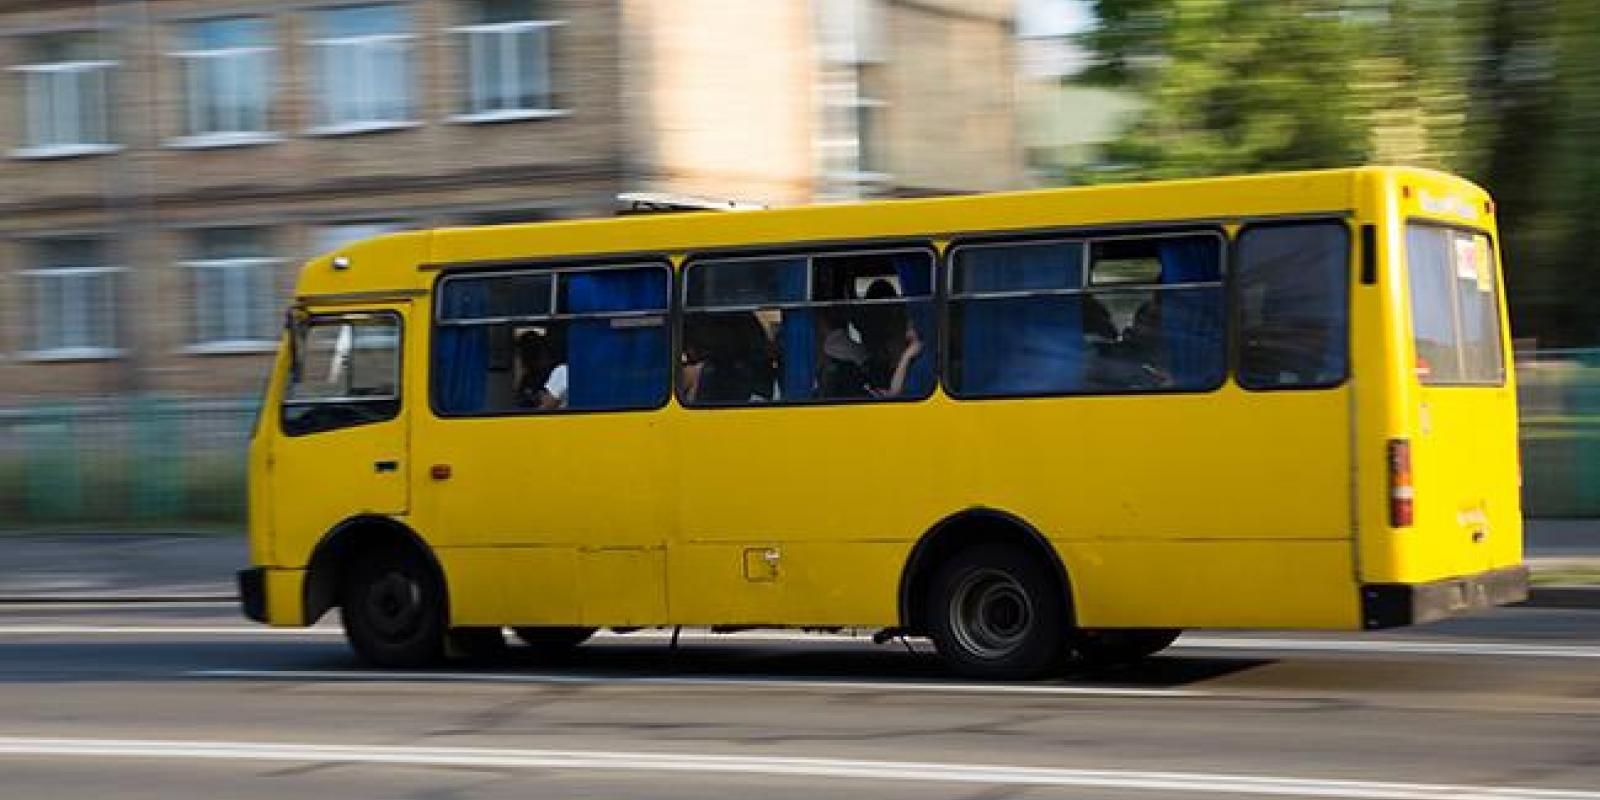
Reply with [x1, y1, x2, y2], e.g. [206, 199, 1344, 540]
[624, 0, 1022, 204]
[1015, 18, 1142, 185]
[0, 0, 1022, 405]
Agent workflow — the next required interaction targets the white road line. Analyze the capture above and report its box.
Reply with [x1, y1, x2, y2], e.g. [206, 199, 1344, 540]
[0, 736, 1593, 799]
[0, 626, 341, 636]
[186, 668, 1205, 698]
[1177, 636, 1600, 660]
[5, 625, 1600, 661]
[0, 601, 236, 612]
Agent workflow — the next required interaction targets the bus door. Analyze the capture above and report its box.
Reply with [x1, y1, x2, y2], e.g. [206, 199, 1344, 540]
[1402, 224, 1519, 577]
[274, 306, 410, 556]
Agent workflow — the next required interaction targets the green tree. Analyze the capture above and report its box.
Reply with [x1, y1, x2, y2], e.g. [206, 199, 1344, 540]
[1079, 0, 1483, 179]
[1080, 0, 1600, 345]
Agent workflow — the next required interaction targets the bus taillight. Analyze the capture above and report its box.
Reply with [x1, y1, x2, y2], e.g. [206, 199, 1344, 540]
[1388, 439, 1414, 528]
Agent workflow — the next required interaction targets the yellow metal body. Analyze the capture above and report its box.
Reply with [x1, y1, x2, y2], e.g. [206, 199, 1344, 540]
[247, 166, 1522, 631]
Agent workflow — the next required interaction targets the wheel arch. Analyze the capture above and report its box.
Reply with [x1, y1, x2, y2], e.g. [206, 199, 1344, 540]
[898, 507, 1075, 634]
[302, 515, 447, 626]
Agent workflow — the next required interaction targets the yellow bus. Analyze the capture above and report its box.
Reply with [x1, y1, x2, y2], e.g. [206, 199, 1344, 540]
[239, 166, 1527, 679]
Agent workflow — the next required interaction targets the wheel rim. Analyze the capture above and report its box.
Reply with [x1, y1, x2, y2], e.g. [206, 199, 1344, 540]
[364, 569, 426, 640]
[948, 567, 1035, 659]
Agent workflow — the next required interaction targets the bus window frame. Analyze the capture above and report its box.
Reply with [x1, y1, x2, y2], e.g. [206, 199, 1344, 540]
[1400, 219, 1507, 388]
[1231, 218, 1354, 393]
[941, 227, 1229, 402]
[279, 309, 404, 438]
[429, 259, 675, 419]
[677, 242, 940, 409]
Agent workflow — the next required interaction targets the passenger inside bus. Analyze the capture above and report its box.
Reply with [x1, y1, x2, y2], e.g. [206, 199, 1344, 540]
[515, 328, 569, 410]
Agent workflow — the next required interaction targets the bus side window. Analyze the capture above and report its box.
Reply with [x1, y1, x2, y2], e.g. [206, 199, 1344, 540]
[433, 264, 671, 415]
[1235, 223, 1350, 390]
[947, 233, 1223, 398]
[680, 249, 934, 406]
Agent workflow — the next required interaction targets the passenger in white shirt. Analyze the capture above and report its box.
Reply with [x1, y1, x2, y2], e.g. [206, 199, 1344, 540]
[515, 330, 570, 410]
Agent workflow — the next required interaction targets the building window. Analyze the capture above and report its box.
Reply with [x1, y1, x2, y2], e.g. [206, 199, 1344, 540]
[11, 33, 115, 156]
[433, 264, 672, 415]
[183, 228, 281, 352]
[454, 0, 561, 120]
[172, 17, 273, 144]
[310, 4, 412, 132]
[681, 248, 935, 406]
[23, 239, 120, 358]
[816, 0, 889, 198]
[947, 233, 1225, 398]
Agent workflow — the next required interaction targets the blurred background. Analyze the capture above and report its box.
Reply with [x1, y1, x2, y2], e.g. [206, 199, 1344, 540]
[0, 0, 1595, 530]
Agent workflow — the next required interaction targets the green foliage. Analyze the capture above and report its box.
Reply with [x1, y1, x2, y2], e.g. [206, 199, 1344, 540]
[1078, 0, 1600, 345]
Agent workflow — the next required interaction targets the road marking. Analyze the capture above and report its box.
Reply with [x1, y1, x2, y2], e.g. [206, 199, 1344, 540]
[5, 625, 1600, 661]
[0, 601, 237, 612]
[1177, 635, 1600, 660]
[0, 626, 341, 637]
[187, 668, 1205, 698]
[0, 736, 1594, 799]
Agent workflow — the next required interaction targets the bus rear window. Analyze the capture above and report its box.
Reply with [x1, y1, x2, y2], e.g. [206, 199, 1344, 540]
[1404, 224, 1504, 385]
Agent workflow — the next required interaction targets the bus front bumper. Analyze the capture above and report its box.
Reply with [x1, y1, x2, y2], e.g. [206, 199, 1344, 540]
[237, 567, 306, 625]
[238, 568, 267, 623]
[1360, 565, 1529, 629]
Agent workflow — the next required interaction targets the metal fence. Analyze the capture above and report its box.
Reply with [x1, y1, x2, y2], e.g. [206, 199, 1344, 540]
[0, 396, 255, 529]
[1, 353, 1597, 528]
[1518, 348, 1600, 518]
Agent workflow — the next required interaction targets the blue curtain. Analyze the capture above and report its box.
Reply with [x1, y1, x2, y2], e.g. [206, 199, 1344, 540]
[957, 244, 1085, 396]
[1156, 239, 1225, 388]
[777, 262, 814, 401]
[566, 269, 670, 409]
[893, 253, 935, 397]
[434, 282, 489, 413]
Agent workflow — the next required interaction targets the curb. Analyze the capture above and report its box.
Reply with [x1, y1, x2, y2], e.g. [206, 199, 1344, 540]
[0, 594, 235, 605]
[1524, 586, 1600, 610]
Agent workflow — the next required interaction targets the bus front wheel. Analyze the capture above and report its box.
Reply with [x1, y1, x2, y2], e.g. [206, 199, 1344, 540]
[925, 543, 1070, 680]
[340, 547, 446, 667]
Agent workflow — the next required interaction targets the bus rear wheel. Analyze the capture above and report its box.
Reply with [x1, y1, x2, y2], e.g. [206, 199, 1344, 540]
[340, 547, 446, 668]
[512, 626, 597, 654]
[1073, 628, 1181, 667]
[925, 544, 1070, 680]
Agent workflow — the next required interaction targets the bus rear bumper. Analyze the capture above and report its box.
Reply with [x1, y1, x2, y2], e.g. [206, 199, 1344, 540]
[1360, 565, 1529, 629]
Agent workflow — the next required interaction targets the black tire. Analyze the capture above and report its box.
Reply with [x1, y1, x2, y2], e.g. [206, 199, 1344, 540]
[1074, 628, 1181, 667]
[925, 543, 1071, 680]
[512, 626, 597, 653]
[340, 547, 447, 667]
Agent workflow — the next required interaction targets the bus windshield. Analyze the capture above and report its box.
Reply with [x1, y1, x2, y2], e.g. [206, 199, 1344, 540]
[1405, 223, 1505, 385]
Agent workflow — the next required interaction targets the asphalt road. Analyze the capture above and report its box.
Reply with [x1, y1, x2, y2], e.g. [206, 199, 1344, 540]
[0, 604, 1598, 799]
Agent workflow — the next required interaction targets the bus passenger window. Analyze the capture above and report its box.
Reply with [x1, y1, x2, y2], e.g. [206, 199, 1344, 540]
[948, 234, 1223, 398]
[1235, 223, 1350, 389]
[681, 249, 934, 406]
[433, 264, 670, 415]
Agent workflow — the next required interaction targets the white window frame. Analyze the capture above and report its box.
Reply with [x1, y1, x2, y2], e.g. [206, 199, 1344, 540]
[20, 264, 125, 361]
[180, 255, 284, 354]
[449, 18, 567, 123]
[306, 15, 416, 136]
[167, 24, 276, 148]
[9, 59, 119, 159]
[817, 73, 890, 198]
